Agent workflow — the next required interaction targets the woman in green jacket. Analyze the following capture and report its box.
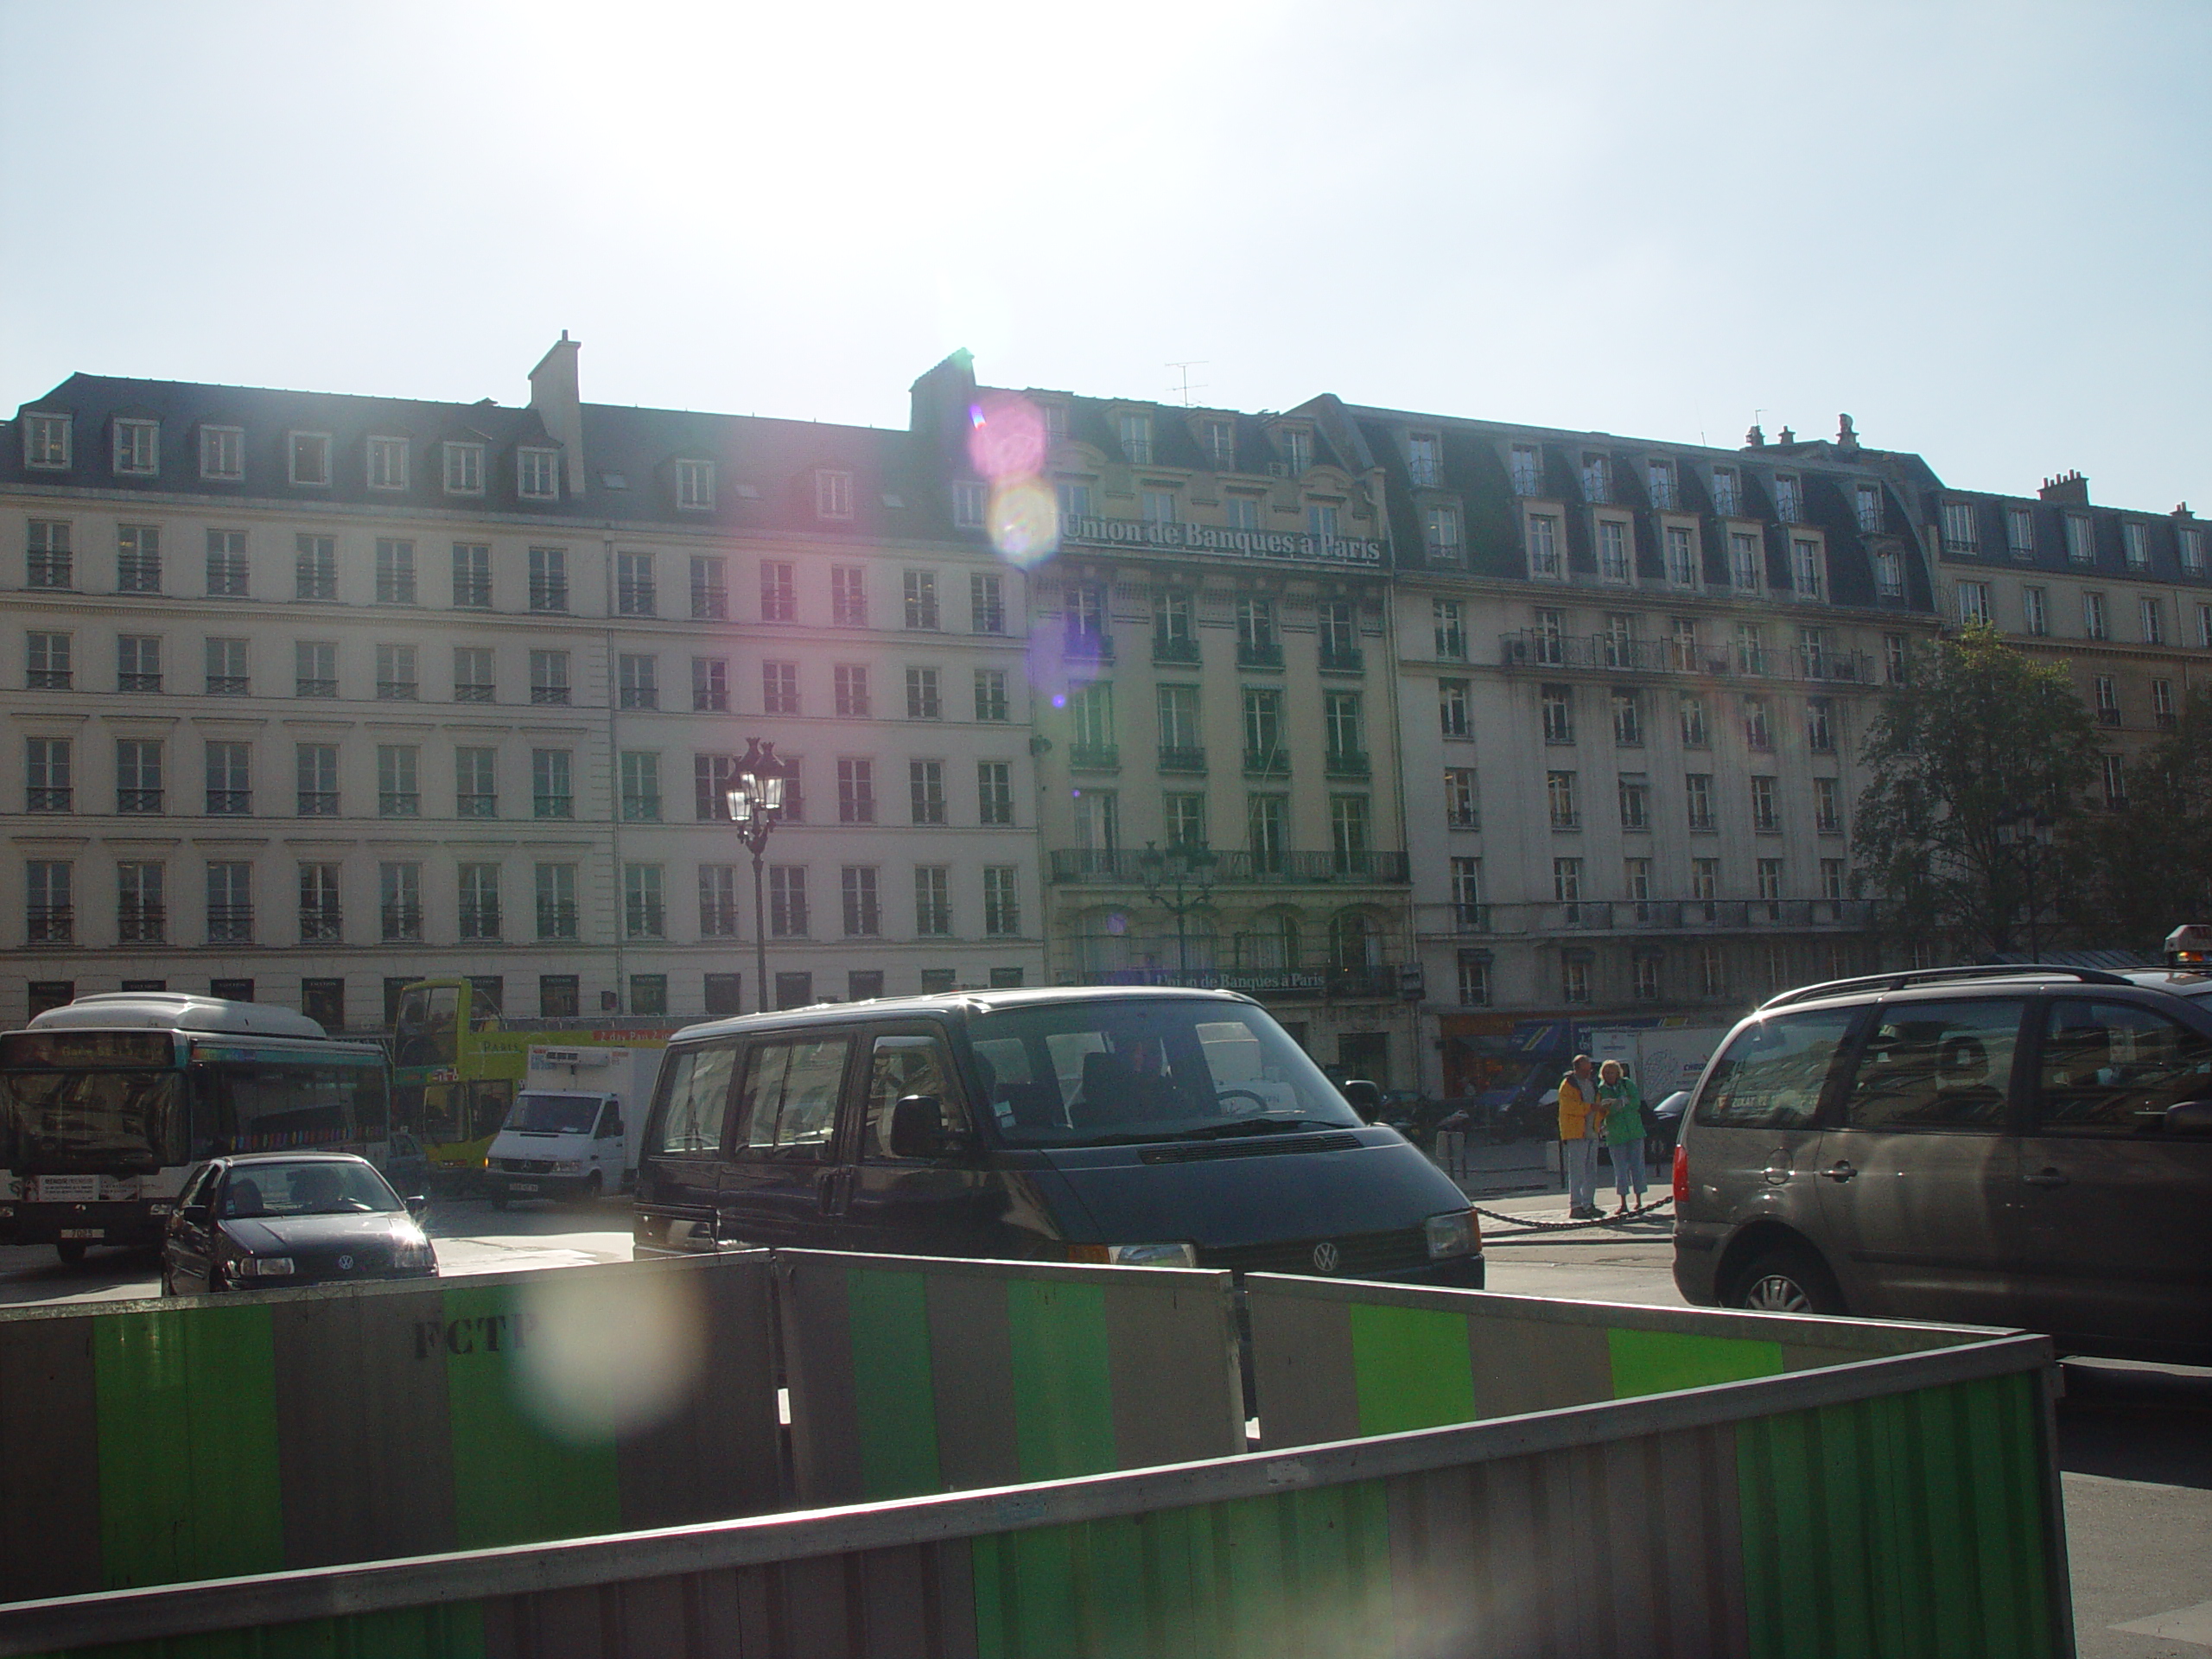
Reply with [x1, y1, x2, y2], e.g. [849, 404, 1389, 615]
[1596, 1059, 1648, 1217]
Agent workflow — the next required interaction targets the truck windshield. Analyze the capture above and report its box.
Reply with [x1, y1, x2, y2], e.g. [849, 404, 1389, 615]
[0, 1069, 188, 1172]
[969, 999, 1361, 1148]
[509, 1093, 601, 1135]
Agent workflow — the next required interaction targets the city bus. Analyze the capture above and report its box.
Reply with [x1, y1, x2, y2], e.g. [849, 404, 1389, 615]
[0, 993, 397, 1265]
[391, 978, 678, 1177]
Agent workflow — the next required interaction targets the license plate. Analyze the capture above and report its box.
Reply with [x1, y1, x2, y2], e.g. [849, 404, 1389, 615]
[39, 1177, 100, 1204]
[509, 1184, 538, 1193]
[59, 1229, 104, 1239]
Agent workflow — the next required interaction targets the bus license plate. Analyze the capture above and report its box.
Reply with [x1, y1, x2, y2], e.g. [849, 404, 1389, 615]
[39, 1177, 100, 1204]
[60, 1229, 104, 1239]
[509, 1183, 538, 1193]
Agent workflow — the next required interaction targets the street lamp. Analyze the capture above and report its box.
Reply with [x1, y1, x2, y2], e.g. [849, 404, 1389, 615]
[725, 739, 787, 1014]
[1994, 807, 2056, 960]
[1135, 840, 1219, 986]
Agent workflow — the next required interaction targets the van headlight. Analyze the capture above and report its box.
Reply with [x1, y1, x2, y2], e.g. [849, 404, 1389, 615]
[1068, 1242, 1199, 1268]
[1425, 1210, 1478, 1259]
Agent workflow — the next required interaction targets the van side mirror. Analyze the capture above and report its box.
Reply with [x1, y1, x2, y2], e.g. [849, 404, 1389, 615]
[2164, 1100, 2212, 1134]
[600, 1111, 624, 1139]
[890, 1094, 968, 1160]
[1340, 1079, 1382, 1122]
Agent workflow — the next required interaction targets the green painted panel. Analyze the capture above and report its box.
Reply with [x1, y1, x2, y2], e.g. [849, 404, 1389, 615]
[1005, 1279, 1116, 1481]
[440, 1283, 622, 1550]
[845, 1267, 942, 1500]
[1607, 1327, 1784, 1399]
[28, 1601, 487, 1659]
[92, 1303, 284, 1591]
[1346, 1303, 1475, 1437]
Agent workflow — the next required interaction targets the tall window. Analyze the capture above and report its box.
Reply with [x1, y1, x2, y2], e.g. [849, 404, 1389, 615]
[374, 539, 416, 604]
[117, 739, 162, 814]
[816, 471, 854, 520]
[1457, 955, 1491, 1007]
[837, 758, 875, 823]
[1320, 598, 1358, 664]
[380, 862, 423, 941]
[452, 543, 491, 608]
[982, 867, 1020, 935]
[442, 442, 483, 494]
[617, 551, 657, 616]
[1553, 857, 1582, 903]
[118, 861, 163, 943]
[207, 861, 254, 944]
[1541, 685, 1575, 745]
[517, 448, 558, 500]
[690, 556, 728, 619]
[1856, 483, 1884, 533]
[623, 865, 664, 938]
[118, 635, 162, 693]
[1117, 412, 1153, 464]
[27, 520, 73, 589]
[698, 865, 741, 938]
[1526, 514, 1561, 578]
[528, 546, 569, 612]
[841, 867, 880, 936]
[1165, 792, 1205, 847]
[205, 741, 251, 815]
[1243, 686, 1284, 765]
[2123, 523, 2149, 569]
[1234, 597, 1277, 664]
[833, 565, 868, 626]
[2141, 597, 2165, 645]
[376, 745, 419, 817]
[532, 748, 573, 818]
[458, 864, 501, 940]
[456, 746, 497, 817]
[1711, 467, 1739, 516]
[977, 761, 1014, 825]
[26, 737, 71, 812]
[1618, 774, 1650, 831]
[620, 751, 661, 821]
[108, 414, 155, 474]
[1647, 460, 1675, 510]
[1158, 684, 1201, 757]
[1665, 525, 1695, 587]
[952, 479, 988, 529]
[206, 529, 248, 597]
[289, 432, 331, 486]
[1685, 773, 1714, 831]
[760, 561, 797, 622]
[836, 664, 870, 717]
[1406, 430, 1440, 486]
[1509, 443, 1541, 496]
[2083, 592, 2107, 640]
[676, 459, 715, 511]
[454, 645, 494, 702]
[1750, 775, 1779, 833]
[1730, 532, 1760, 592]
[1439, 680, 1470, 739]
[1154, 590, 1195, 659]
[27, 630, 72, 690]
[903, 569, 939, 630]
[1597, 519, 1630, 582]
[1444, 766, 1479, 829]
[906, 666, 942, 719]
[1248, 794, 1287, 874]
[537, 864, 578, 939]
[1806, 697, 1834, 753]
[1547, 771, 1578, 830]
[1582, 454, 1611, 504]
[1792, 538, 1822, 599]
[2065, 517, 2095, 564]
[690, 657, 728, 714]
[1433, 600, 1465, 660]
[915, 868, 951, 937]
[26, 860, 73, 944]
[295, 534, 337, 601]
[117, 525, 161, 593]
[1329, 796, 1370, 873]
[1424, 505, 1462, 563]
[1069, 683, 1116, 758]
[1814, 777, 1842, 834]
[530, 650, 570, 704]
[1680, 692, 1709, 748]
[1941, 500, 1979, 553]
[375, 644, 418, 700]
[1743, 696, 1772, 751]
[1611, 690, 1643, 747]
[1325, 692, 1363, 763]
[970, 571, 1005, 633]
[910, 760, 945, 824]
[296, 744, 338, 816]
[2007, 505, 2035, 556]
[769, 867, 809, 937]
[1774, 476, 1802, 522]
[1957, 582, 1990, 626]
[619, 653, 658, 709]
[23, 412, 71, 469]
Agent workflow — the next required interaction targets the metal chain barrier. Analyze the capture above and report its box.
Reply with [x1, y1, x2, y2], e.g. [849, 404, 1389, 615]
[1470, 1192, 1673, 1237]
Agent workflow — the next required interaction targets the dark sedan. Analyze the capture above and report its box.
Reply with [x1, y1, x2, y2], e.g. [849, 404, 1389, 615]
[161, 1153, 437, 1294]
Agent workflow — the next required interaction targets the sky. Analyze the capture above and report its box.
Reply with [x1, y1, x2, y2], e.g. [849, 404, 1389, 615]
[3, 0, 2207, 510]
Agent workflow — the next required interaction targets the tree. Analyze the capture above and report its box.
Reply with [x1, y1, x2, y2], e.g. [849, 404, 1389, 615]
[2070, 683, 2212, 950]
[1854, 625, 2101, 957]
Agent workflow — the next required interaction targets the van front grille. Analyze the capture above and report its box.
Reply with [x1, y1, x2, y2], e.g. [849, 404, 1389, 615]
[1200, 1225, 1430, 1279]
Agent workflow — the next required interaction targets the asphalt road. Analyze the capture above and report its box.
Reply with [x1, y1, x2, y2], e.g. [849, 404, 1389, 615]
[5, 1193, 2208, 1655]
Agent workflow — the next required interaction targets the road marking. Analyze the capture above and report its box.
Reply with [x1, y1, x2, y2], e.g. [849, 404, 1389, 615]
[2113, 1602, 2212, 1648]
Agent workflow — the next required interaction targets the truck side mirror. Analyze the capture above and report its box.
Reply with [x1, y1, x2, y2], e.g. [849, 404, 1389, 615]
[1340, 1079, 1382, 1122]
[889, 1094, 967, 1160]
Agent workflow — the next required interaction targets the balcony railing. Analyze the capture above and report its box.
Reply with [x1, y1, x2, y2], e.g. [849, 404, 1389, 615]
[1236, 642, 1284, 670]
[376, 680, 419, 701]
[1319, 648, 1364, 675]
[118, 906, 164, 944]
[457, 793, 497, 818]
[1324, 749, 1370, 779]
[2097, 707, 2122, 728]
[1415, 898, 1883, 937]
[297, 791, 339, 817]
[537, 902, 579, 940]
[296, 678, 337, 697]
[299, 912, 342, 944]
[206, 676, 249, 696]
[620, 688, 659, 710]
[119, 673, 162, 694]
[1048, 849, 1409, 886]
[530, 686, 570, 705]
[1498, 631, 1875, 684]
[207, 906, 254, 944]
[533, 795, 575, 820]
[28, 906, 73, 944]
[459, 905, 502, 941]
[1243, 749, 1290, 776]
[27, 671, 71, 690]
[1152, 637, 1200, 665]
[378, 793, 421, 817]
[1158, 747, 1207, 774]
[27, 788, 71, 811]
[1065, 632, 1115, 664]
[1067, 744, 1119, 772]
[118, 789, 162, 814]
[380, 905, 423, 942]
[206, 791, 251, 816]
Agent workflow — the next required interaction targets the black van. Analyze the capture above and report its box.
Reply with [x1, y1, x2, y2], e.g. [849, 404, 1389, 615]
[632, 986, 1482, 1285]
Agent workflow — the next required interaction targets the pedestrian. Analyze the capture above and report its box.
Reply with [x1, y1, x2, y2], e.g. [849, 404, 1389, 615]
[1598, 1059, 1648, 1217]
[1557, 1054, 1604, 1219]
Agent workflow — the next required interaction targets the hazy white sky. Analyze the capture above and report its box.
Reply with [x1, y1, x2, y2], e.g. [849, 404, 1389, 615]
[4, 1, 2205, 509]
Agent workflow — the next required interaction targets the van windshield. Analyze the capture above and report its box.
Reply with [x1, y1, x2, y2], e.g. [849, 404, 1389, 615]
[969, 999, 1360, 1147]
[509, 1093, 601, 1135]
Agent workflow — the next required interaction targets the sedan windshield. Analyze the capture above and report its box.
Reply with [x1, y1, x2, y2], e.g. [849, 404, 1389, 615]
[222, 1160, 400, 1217]
[970, 998, 1361, 1147]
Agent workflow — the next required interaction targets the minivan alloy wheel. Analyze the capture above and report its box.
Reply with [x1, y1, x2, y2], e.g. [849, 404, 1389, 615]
[1729, 1246, 1842, 1316]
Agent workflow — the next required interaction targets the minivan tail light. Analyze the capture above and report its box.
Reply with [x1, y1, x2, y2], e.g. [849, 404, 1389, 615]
[1672, 1142, 1688, 1205]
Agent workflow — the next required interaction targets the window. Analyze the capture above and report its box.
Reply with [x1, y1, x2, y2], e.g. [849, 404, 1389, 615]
[623, 864, 664, 939]
[24, 630, 70, 691]
[1956, 581, 1990, 626]
[1814, 777, 1842, 834]
[1611, 690, 1644, 747]
[1792, 538, 1823, 599]
[455, 746, 497, 817]
[625, 976, 667, 1018]
[970, 571, 1005, 633]
[1743, 695, 1772, 751]
[699, 866, 741, 938]
[207, 861, 254, 944]
[620, 751, 661, 821]
[1547, 770, 1579, 830]
[517, 448, 558, 500]
[952, 480, 988, 530]
[2094, 675, 2120, 722]
[438, 543, 488, 611]
[1069, 681, 1116, 760]
[692, 657, 728, 713]
[1424, 505, 1462, 563]
[906, 666, 942, 720]
[1440, 680, 1470, 739]
[1541, 685, 1575, 745]
[1450, 855, 1484, 925]
[284, 536, 334, 604]
[296, 744, 338, 816]
[838, 758, 875, 823]
[1509, 443, 1541, 495]
[1226, 494, 1262, 531]
[1597, 519, 1630, 582]
[617, 551, 656, 616]
[23, 519, 72, 590]
[1159, 683, 1202, 757]
[1444, 766, 1479, 829]
[676, 459, 715, 511]
[205, 740, 251, 815]
[1066, 582, 1111, 656]
[1729, 531, 1760, 593]
[769, 867, 809, 937]
[1526, 513, 1562, 578]
[204, 529, 248, 597]
[835, 664, 870, 717]
[1319, 597, 1358, 667]
[530, 650, 571, 705]
[811, 470, 854, 520]
[904, 569, 939, 630]
[118, 634, 162, 693]
[1756, 856, 1784, 915]
[1248, 794, 1287, 874]
[1154, 589, 1196, 660]
[1164, 791, 1206, 848]
[915, 867, 952, 937]
[1806, 696, 1834, 753]
[448, 645, 494, 704]
[1677, 691, 1709, 748]
[284, 431, 330, 486]
[1241, 686, 1284, 769]
[1324, 691, 1363, 765]
[26, 861, 73, 944]
[2202, 604, 2212, 651]
[375, 745, 419, 817]
[117, 525, 161, 593]
[2142, 597, 2165, 645]
[978, 760, 1014, 825]
[963, 668, 1007, 728]
[749, 559, 796, 624]
[2182, 526, 2206, 575]
[1118, 412, 1153, 464]
[2083, 591, 2107, 639]
[1940, 500, 1979, 554]
[754, 660, 799, 715]
[1711, 466, 1740, 516]
[23, 411, 71, 469]
[2122, 522, 2149, 570]
[379, 863, 423, 941]
[1551, 857, 1582, 906]
[118, 861, 164, 943]
[1307, 502, 1340, 543]
[1057, 480, 1094, 524]
[1821, 859, 1847, 904]
[2037, 1000, 2212, 1133]
[532, 748, 573, 818]
[1433, 600, 1466, 659]
[360, 435, 406, 492]
[618, 652, 658, 710]
[527, 546, 568, 613]
[1329, 795, 1370, 872]
[1582, 454, 1611, 504]
[1686, 772, 1714, 831]
[1631, 954, 1662, 1003]
[375, 644, 418, 701]
[908, 759, 945, 824]
[1856, 482, 1883, 533]
[842, 867, 880, 936]
[2004, 505, 2034, 557]
[2020, 586, 2049, 637]
[2065, 516, 2095, 564]
[26, 737, 70, 812]
[1692, 857, 1720, 907]
[1143, 489, 1177, 525]
[537, 864, 578, 940]
[1615, 772, 1651, 830]
[1560, 955, 1592, 1005]
[1664, 525, 1695, 588]
[2103, 753, 2127, 808]
[456, 864, 501, 941]
[112, 418, 159, 476]
[1750, 775, 1779, 833]
[2155, 677, 2177, 726]
[1773, 475, 1802, 523]
[983, 867, 1021, 936]
[1457, 954, 1491, 1007]
[1884, 632, 1909, 685]
[832, 565, 868, 626]
[442, 442, 484, 494]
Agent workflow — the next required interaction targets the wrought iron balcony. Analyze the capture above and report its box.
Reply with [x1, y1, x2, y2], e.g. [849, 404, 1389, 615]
[1065, 632, 1115, 664]
[1319, 648, 1364, 674]
[207, 906, 253, 944]
[299, 912, 342, 944]
[1243, 749, 1290, 777]
[118, 906, 164, 944]
[1236, 642, 1284, 670]
[28, 906, 73, 944]
[1067, 744, 1119, 772]
[1158, 747, 1207, 774]
[1049, 849, 1408, 886]
[379, 905, 423, 942]
[1324, 749, 1370, 779]
[1151, 637, 1201, 666]
[1415, 897, 1883, 938]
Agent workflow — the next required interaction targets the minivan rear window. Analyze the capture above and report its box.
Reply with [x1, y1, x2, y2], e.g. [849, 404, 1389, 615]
[1694, 1008, 1856, 1130]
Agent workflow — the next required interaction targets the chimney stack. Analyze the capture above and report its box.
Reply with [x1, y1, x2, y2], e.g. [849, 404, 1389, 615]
[529, 332, 585, 497]
[1835, 413, 1859, 454]
[1745, 423, 1765, 448]
[2038, 469, 2088, 505]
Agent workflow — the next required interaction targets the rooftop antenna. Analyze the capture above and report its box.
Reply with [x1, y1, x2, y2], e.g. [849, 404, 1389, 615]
[1166, 361, 1209, 407]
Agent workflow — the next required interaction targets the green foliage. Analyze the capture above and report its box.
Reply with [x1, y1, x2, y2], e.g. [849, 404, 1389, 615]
[2071, 684, 2212, 949]
[1854, 626, 2101, 956]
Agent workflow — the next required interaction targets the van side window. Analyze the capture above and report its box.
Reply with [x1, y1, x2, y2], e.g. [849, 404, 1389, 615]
[2037, 1001, 2212, 1131]
[1693, 1008, 1855, 1129]
[861, 1033, 968, 1161]
[738, 1037, 849, 1159]
[1841, 1000, 2022, 1130]
[653, 1046, 736, 1154]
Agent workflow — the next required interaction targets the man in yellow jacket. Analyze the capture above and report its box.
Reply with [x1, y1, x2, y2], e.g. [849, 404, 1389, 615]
[1557, 1053, 1605, 1219]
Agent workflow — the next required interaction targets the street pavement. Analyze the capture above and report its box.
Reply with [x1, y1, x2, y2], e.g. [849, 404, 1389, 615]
[2, 1191, 2207, 1654]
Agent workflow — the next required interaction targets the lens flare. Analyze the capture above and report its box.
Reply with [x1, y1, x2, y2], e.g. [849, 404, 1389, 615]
[966, 391, 1047, 481]
[514, 1263, 705, 1442]
[988, 476, 1059, 566]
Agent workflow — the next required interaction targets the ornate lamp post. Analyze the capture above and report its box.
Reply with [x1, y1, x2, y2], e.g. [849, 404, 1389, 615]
[1994, 807, 2056, 960]
[725, 739, 787, 1014]
[1135, 840, 1219, 985]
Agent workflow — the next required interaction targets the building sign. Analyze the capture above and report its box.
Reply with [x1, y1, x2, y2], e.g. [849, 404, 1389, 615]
[1060, 516, 1383, 567]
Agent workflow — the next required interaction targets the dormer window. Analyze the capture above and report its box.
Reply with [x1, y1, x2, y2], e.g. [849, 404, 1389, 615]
[289, 432, 332, 486]
[366, 435, 409, 491]
[1117, 412, 1153, 465]
[112, 418, 160, 476]
[23, 412, 71, 470]
[1581, 454, 1610, 505]
[2064, 516, 2095, 564]
[1510, 443, 1541, 496]
[951, 480, 987, 530]
[2007, 506, 2035, 556]
[1856, 482, 1882, 533]
[676, 459, 715, 511]
[516, 448, 559, 500]
[816, 469, 854, 519]
[2123, 522, 2149, 569]
[2181, 525, 2205, 575]
[1941, 500, 1978, 553]
[1277, 426, 1311, 474]
[1712, 466, 1740, 516]
[1043, 402, 1069, 442]
[1774, 474, 1803, 523]
[1202, 418, 1235, 470]
[1408, 431, 1441, 487]
[200, 426, 244, 481]
[442, 442, 484, 495]
[1308, 502, 1339, 541]
[1647, 459, 1675, 511]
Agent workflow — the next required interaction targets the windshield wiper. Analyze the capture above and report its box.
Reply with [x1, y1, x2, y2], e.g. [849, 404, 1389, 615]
[1173, 1115, 1341, 1141]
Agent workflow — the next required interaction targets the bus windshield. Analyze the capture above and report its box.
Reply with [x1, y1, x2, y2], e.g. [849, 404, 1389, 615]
[394, 985, 460, 1072]
[0, 1070, 188, 1172]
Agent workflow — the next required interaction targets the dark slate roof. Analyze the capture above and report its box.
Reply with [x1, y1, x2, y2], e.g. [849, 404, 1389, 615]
[1921, 480, 2209, 588]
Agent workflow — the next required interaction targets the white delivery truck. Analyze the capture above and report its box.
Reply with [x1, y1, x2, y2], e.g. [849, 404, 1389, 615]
[482, 1046, 664, 1208]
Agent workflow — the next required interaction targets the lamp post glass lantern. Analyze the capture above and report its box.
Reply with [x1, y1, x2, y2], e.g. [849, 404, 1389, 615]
[727, 740, 787, 1014]
[1136, 840, 1219, 985]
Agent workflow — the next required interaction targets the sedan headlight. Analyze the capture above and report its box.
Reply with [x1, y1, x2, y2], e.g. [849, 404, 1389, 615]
[1425, 1210, 1478, 1260]
[237, 1256, 296, 1277]
[392, 1230, 437, 1270]
[1069, 1242, 1198, 1268]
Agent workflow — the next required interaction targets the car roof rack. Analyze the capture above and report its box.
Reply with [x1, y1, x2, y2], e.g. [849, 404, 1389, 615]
[1758, 963, 2137, 1011]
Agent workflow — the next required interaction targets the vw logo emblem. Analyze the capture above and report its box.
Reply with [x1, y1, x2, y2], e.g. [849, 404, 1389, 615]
[1311, 1241, 1340, 1274]
[338, 1255, 353, 1270]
